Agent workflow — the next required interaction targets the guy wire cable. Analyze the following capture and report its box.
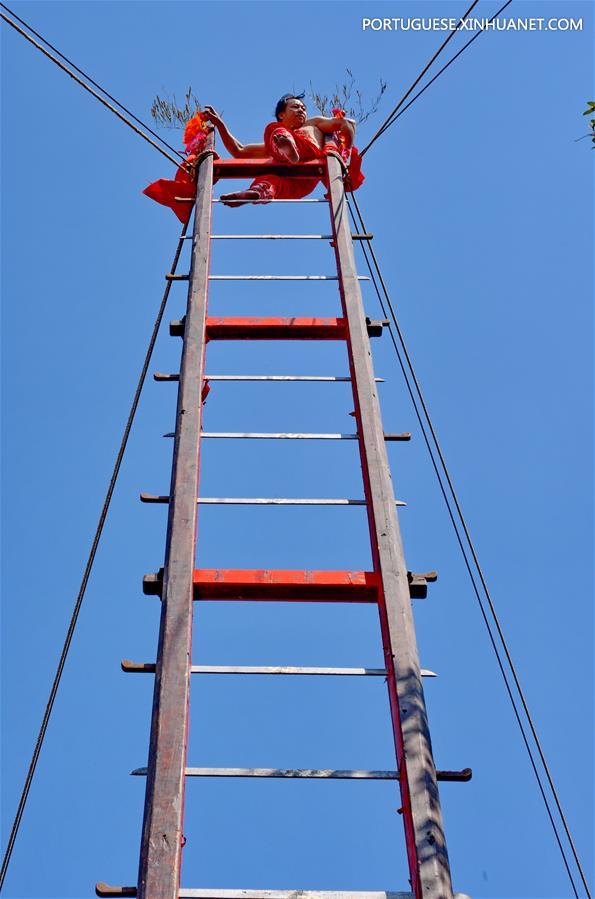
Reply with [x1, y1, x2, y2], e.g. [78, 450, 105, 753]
[346, 197, 581, 899]
[359, 0, 480, 158]
[346, 190, 592, 899]
[0, 1, 185, 162]
[360, 0, 513, 157]
[372, 0, 513, 136]
[0, 7, 188, 171]
[0, 218, 191, 893]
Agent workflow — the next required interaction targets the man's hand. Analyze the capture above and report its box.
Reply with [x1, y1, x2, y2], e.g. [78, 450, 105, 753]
[203, 105, 223, 130]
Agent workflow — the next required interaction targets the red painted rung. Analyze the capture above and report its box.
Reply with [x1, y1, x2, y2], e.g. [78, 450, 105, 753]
[214, 158, 326, 179]
[192, 569, 381, 602]
[205, 317, 347, 341]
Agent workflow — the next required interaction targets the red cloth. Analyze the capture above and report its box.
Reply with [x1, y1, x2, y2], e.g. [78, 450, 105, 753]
[143, 123, 364, 219]
[345, 146, 365, 191]
[143, 152, 202, 224]
[249, 123, 323, 200]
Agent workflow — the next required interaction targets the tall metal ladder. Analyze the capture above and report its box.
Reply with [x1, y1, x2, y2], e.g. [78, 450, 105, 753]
[96, 135, 470, 899]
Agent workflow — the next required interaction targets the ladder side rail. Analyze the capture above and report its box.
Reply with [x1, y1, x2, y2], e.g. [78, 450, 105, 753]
[137, 135, 215, 899]
[324, 146, 453, 899]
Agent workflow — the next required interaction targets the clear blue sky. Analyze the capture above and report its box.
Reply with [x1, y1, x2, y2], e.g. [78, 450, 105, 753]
[1, 2, 593, 898]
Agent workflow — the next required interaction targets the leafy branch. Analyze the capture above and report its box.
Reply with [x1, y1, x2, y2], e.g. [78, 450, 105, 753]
[308, 68, 387, 124]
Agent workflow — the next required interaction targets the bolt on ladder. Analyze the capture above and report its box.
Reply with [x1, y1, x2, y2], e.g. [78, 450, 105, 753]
[96, 135, 470, 899]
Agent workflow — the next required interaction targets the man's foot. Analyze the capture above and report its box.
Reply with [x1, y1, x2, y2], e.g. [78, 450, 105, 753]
[220, 189, 262, 207]
[272, 133, 300, 164]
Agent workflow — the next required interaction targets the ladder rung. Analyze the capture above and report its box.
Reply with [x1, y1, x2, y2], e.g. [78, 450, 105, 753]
[209, 234, 334, 240]
[200, 432, 360, 440]
[210, 375, 384, 382]
[181, 234, 373, 241]
[130, 766, 471, 782]
[178, 893, 413, 899]
[121, 661, 437, 677]
[132, 767, 399, 779]
[189, 569, 382, 602]
[155, 374, 385, 383]
[161, 432, 409, 441]
[124, 663, 388, 675]
[205, 317, 347, 340]
[212, 198, 327, 203]
[176, 197, 330, 205]
[174, 318, 386, 342]
[166, 274, 370, 282]
[163, 431, 398, 441]
[170, 317, 348, 340]
[210, 275, 370, 281]
[140, 495, 406, 507]
[213, 159, 326, 179]
[142, 568, 432, 601]
[96, 886, 413, 899]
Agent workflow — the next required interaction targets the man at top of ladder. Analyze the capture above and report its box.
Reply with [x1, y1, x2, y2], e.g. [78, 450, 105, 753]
[143, 92, 365, 222]
[202, 93, 363, 206]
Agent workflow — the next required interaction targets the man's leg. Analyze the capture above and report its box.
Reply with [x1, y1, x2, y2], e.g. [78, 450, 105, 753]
[220, 177, 277, 207]
[268, 127, 300, 164]
[220, 126, 306, 205]
[220, 127, 323, 205]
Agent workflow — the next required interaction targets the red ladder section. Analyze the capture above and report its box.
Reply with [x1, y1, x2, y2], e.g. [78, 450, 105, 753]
[96, 135, 470, 899]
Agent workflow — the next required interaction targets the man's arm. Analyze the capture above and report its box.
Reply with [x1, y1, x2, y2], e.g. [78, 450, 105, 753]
[203, 105, 269, 158]
[306, 115, 356, 148]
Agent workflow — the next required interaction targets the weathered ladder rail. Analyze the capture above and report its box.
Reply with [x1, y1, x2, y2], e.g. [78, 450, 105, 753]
[326, 146, 453, 899]
[101, 136, 466, 899]
[135, 135, 215, 899]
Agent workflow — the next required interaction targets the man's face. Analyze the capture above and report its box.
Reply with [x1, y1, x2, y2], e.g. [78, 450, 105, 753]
[279, 97, 307, 128]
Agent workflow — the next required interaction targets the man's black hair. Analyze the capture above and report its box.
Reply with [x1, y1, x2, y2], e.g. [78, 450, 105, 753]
[274, 92, 306, 121]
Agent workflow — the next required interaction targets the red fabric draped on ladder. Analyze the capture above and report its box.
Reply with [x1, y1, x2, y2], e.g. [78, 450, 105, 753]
[143, 125, 364, 220]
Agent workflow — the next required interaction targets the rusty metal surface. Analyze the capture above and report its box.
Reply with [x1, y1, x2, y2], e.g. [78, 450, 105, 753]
[325, 146, 454, 899]
[136, 136, 214, 899]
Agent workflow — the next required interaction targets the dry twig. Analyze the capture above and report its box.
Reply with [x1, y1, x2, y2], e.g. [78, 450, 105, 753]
[308, 68, 387, 124]
[150, 86, 202, 128]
